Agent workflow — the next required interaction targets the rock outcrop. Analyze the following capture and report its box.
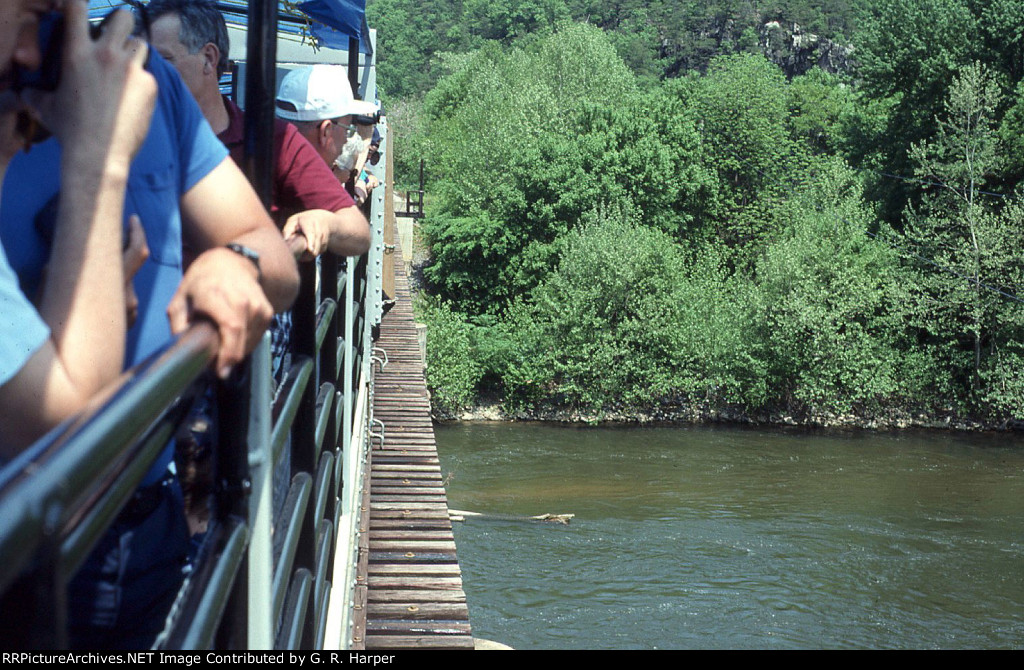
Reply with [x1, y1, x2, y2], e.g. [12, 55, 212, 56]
[660, 17, 855, 78]
[761, 21, 853, 77]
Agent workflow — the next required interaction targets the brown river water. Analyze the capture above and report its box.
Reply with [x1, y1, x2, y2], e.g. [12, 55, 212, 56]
[435, 422, 1024, 649]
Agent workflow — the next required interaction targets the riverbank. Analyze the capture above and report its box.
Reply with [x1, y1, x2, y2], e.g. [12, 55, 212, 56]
[398, 208, 1022, 435]
[432, 394, 1024, 433]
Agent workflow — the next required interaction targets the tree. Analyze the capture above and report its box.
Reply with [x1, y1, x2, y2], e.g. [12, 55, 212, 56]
[462, 0, 570, 42]
[904, 62, 1024, 409]
[973, 0, 1024, 83]
[680, 53, 807, 254]
[756, 159, 909, 415]
[507, 207, 753, 411]
[367, 0, 481, 100]
[420, 24, 647, 313]
[852, 0, 982, 222]
[998, 80, 1024, 185]
[787, 68, 856, 155]
[417, 297, 482, 414]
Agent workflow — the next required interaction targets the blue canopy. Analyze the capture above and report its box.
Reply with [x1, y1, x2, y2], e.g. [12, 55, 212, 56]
[87, 1, 370, 54]
[305, 18, 371, 54]
[297, 0, 364, 42]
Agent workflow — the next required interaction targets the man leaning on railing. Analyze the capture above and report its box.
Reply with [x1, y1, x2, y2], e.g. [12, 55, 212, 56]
[0, 0, 299, 650]
[145, 0, 371, 381]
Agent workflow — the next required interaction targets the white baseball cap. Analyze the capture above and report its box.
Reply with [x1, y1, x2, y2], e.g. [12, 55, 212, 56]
[275, 64, 377, 122]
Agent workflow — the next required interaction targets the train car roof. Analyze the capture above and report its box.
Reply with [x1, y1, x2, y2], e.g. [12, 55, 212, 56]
[86, 0, 371, 56]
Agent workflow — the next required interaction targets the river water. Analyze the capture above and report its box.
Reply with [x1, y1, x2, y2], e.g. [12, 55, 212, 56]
[434, 422, 1024, 649]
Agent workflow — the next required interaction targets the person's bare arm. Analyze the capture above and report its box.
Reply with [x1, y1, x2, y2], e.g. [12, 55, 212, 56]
[0, 8, 156, 452]
[281, 206, 371, 259]
[171, 158, 299, 378]
[333, 165, 352, 183]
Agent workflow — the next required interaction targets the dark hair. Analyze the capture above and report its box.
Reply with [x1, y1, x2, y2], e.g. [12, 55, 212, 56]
[145, 0, 230, 76]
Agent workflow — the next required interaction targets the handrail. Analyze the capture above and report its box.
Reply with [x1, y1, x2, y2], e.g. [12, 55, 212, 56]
[0, 196, 384, 650]
[0, 323, 219, 648]
[0, 4, 388, 648]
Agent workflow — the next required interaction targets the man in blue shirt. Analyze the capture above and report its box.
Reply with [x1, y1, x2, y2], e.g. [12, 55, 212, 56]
[3, 46, 299, 385]
[0, 4, 154, 453]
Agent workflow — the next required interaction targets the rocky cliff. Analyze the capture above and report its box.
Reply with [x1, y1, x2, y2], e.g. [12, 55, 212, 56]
[661, 18, 854, 78]
[760, 21, 853, 77]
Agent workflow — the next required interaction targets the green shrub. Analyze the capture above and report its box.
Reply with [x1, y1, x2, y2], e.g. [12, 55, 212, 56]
[415, 297, 482, 414]
[754, 159, 910, 414]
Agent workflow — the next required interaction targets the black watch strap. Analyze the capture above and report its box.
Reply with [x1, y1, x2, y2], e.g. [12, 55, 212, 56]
[225, 243, 262, 281]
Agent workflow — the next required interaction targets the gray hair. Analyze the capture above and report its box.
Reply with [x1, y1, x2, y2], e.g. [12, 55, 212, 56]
[335, 133, 367, 172]
[145, 0, 230, 76]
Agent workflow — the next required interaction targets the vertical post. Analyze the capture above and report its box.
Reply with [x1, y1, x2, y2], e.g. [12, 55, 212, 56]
[418, 158, 425, 216]
[239, 0, 276, 649]
[290, 258, 318, 649]
[342, 260, 354, 482]
[241, 0, 277, 208]
[247, 336, 274, 649]
[322, 255, 339, 450]
[348, 37, 359, 98]
[291, 258, 318, 467]
[382, 125, 395, 301]
[214, 361, 253, 649]
[321, 254, 340, 547]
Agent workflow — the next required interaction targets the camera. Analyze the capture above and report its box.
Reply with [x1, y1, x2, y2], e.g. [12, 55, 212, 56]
[353, 109, 381, 126]
[13, 11, 64, 92]
[13, 10, 115, 92]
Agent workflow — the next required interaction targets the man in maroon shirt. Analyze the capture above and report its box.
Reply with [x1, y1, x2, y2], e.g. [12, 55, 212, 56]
[147, 0, 370, 259]
[275, 64, 377, 178]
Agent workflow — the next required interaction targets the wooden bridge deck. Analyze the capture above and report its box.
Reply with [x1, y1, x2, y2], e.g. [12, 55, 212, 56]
[350, 233, 474, 650]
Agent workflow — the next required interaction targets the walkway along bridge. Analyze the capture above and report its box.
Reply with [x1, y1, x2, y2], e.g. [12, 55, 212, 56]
[0, 0, 472, 650]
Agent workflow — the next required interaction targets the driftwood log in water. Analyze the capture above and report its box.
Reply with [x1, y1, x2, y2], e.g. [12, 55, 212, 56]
[448, 509, 574, 525]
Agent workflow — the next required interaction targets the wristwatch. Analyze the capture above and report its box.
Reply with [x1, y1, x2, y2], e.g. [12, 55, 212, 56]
[225, 243, 262, 282]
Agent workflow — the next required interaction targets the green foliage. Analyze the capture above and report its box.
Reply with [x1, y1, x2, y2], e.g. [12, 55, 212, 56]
[998, 80, 1024, 184]
[415, 297, 482, 414]
[367, 0, 479, 101]
[419, 27, 734, 314]
[905, 63, 1001, 387]
[847, 0, 1024, 221]
[602, 7, 667, 85]
[902, 62, 1024, 414]
[381, 2, 1024, 424]
[385, 96, 428, 192]
[856, 0, 980, 115]
[853, 0, 981, 217]
[654, 245, 769, 409]
[681, 53, 809, 253]
[421, 24, 658, 313]
[755, 159, 909, 413]
[787, 68, 856, 154]
[974, 0, 1024, 82]
[462, 0, 570, 42]
[510, 208, 692, 410]
[497, 207, 765, 412]
[369, 0, 871, 98]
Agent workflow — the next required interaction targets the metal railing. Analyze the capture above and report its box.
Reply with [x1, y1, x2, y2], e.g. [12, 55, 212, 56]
[394, 158, 425, 220]
[0, 1, 388, 648]
[0, 142, 389, 648]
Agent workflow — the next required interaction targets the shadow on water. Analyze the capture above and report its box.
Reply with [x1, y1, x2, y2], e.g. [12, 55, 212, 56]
[436, 422, 1024, 649]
